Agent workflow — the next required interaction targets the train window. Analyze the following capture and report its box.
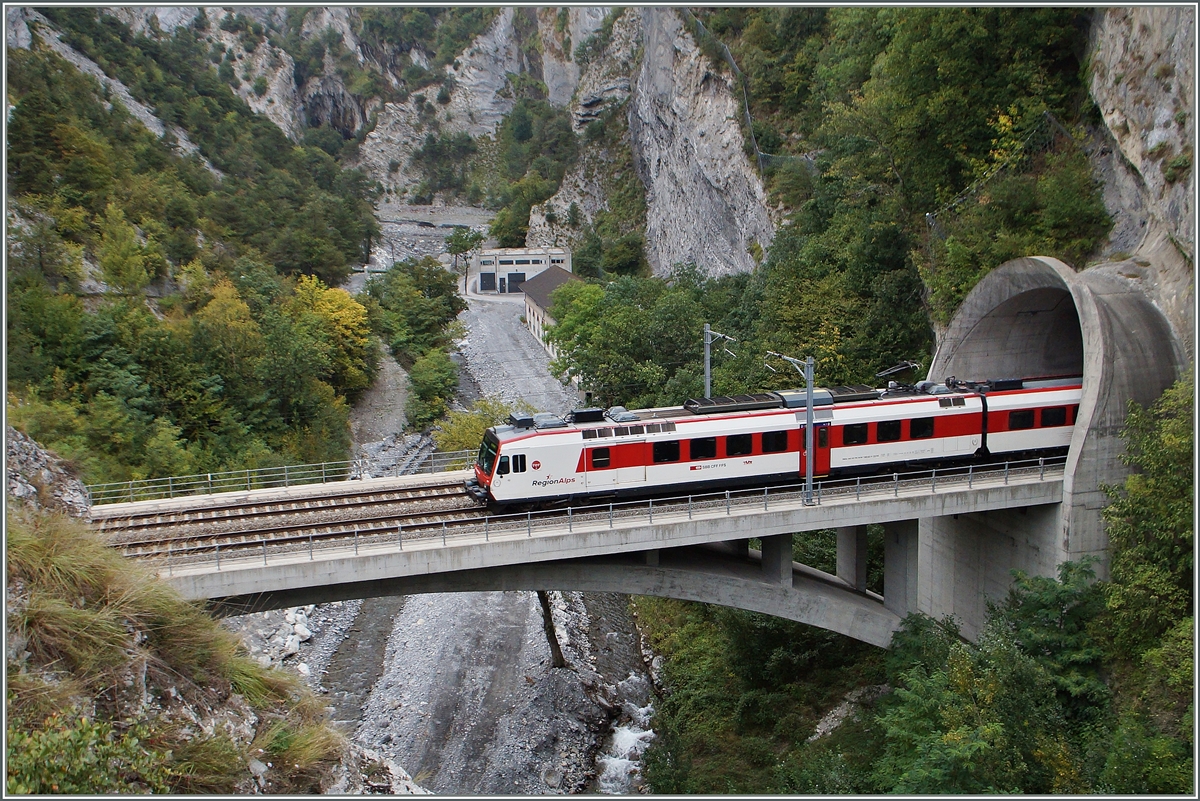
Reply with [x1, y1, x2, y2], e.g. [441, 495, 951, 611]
[645, 424, 661, 434]
[727, 433, 753, 456]
[877, 420, 902, 442]
[953, 397, 966, 407]
[591, 448, 611, 469]
[818, 427, 828, 448]
[511, 454, 527, 472]
[762, 430, 788, 453]
[583, 429, 598, 439]
[662, 421, 677, 432]
[615, 426, 630, 436]
[653, 440, 681, 463]
[910, 417, 935, 439]
[478, 438, 498, 475]
[690, 437, 717, 460]
[598, 428, 613, 438]
[1009, 410, 1035, 430]
[1040, 407, 1067, 427]
[939, 398, 953, 408]
[496, 455, 510, 475]
[630, 425, 645, 435]
[843, 424, 868, 445]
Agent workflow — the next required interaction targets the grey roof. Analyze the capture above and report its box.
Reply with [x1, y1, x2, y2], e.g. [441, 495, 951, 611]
[521, 265, 580, 313]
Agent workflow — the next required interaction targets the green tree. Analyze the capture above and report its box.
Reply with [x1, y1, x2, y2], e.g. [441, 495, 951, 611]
[991, 559, 1108, 720]
[874, 616, 1080, 793]
[406, 349, 459, 429]
[432, 396, 533, 460]
[97, 203, 149, 293]
[286, 275, 377, 399]
[445, 227, 484, 293]
[1102, 375, 1194, 656]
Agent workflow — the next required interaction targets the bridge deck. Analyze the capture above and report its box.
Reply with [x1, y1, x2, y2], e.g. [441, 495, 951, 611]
[160, 464, 1064, 607]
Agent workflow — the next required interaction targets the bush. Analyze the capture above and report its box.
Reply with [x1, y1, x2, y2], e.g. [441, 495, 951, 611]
[406, 349, 459, 429]
[6, 715, 171, 794]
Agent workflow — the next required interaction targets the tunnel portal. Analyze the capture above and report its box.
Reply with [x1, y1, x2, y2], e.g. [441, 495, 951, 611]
[920, 255, 1182, 637]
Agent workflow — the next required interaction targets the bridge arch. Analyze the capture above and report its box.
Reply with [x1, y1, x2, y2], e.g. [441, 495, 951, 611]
[209, 547, 903, 648]
[920, 255, 1183, 636]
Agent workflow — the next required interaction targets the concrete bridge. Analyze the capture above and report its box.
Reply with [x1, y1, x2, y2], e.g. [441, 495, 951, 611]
[160, 461, 1062, 648]
[144, 256, 1183, 647]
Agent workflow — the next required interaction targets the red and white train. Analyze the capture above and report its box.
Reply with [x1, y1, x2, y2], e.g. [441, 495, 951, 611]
[464, 375, 1082, 507]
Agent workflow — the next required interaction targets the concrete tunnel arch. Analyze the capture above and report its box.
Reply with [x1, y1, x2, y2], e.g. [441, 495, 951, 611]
[919, 256, 1183, 634]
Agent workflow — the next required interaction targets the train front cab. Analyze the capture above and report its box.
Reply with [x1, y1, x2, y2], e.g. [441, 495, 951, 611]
[464, 429, 500, 503]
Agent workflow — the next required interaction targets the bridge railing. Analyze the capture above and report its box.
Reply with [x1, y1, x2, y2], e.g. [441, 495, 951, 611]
[142, 456, 1065, 575]
[86, 449, 477, 506]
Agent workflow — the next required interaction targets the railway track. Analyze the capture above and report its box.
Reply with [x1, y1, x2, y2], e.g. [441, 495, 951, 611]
[109, 457, 1064, 569]
[114, 503, 490, 558]
[93, 481, 474, 533]
[91, 477, 484, 557]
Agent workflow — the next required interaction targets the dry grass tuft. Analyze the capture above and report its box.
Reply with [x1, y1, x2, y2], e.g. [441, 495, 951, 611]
[6, 507, 347, 793]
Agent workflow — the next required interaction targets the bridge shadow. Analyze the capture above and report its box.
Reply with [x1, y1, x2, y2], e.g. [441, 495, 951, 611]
[208, 542, 902, 648]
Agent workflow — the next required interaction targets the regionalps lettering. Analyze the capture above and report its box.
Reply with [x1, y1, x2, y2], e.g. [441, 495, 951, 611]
[533, 476, 578, 488]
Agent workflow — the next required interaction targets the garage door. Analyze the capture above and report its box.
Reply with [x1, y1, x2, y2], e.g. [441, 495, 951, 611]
[506, 272, 527, 293]
[479, 272, 496, 291]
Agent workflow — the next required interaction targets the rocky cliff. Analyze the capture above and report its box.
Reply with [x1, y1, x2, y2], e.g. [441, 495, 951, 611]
[1086, 6, 1195, 357]
[350, 7, 608, 202]
[525, 10, 643, 249]
[526, 8, 777, 278]
[628, 8, 775, 277]
[13, 6, 1193, 330]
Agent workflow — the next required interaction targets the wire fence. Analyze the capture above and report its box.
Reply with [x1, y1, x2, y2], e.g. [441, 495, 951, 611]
[922, 110, 1079, 270]
[86, 449, 477, 506]
[677, 9, 813, 175]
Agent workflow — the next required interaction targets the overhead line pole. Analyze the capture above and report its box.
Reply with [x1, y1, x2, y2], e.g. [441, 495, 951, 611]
[766, 351, 816, 505]
[703, 323, 736, 398]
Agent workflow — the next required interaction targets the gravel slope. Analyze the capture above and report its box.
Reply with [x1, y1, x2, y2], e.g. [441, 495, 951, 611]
[457, 293, 581, 415]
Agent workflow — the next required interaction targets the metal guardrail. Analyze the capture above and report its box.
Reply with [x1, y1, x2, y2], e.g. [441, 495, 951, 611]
[149, 456, 1065, 574]
[86, 449, 477, 506]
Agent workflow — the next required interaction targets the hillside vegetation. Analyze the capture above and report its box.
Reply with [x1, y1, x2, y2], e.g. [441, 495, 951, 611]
[638, 378, 1192, 793]
[6, 12, 465, 486]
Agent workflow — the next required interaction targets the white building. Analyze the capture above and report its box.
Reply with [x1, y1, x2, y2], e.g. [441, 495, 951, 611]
[471, 246, 571, 294]
[521, 265, 581, 360]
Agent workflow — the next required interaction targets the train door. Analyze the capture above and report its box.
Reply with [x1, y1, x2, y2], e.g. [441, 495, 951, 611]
[799, 423, 832, 477]
[583, 441, 646, 489]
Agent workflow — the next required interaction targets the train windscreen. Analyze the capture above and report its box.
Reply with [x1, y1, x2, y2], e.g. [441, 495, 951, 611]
[477, 432, 499, 476]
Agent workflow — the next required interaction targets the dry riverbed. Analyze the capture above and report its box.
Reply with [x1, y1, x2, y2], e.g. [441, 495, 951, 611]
[222, 279, 657, 794]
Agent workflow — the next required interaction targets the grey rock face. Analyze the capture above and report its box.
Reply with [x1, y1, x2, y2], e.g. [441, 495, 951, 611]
[441, 8, 523, 138]
[1087, 7, 1195, 357]
[537, 7, 608, 107]
[6, 426, 91, 518]
[628, 8, 776, 278]
[526, 11, 643, 249]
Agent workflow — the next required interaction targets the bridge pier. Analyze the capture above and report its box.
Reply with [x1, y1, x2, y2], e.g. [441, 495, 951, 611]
[836, 526, 868, 592]
[761, 534, 793, 587]
[916, 506, 1060, 638]
[883, 520, 918, 618]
